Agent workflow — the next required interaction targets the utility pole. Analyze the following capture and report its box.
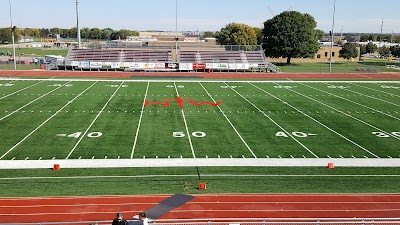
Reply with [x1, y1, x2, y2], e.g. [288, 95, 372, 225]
[329, 0, 336, 73]
[175, 0, 178, 63]
[76, 0, 81, 49]
[9, 0, 16, 70]
[380, 18, 384, 47]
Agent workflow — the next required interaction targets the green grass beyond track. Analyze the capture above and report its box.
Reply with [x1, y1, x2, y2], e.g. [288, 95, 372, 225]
[0, 167, 399, 197]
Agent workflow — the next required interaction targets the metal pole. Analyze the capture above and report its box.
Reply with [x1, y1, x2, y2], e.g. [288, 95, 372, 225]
[380, 18, 384, 47]
[175, 0, 178, 63]
[9, 0, 16, 70]
[76, 0, 81, 49]
[329, 0, 336, 73]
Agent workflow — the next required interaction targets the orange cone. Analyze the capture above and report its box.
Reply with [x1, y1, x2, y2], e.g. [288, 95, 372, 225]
[53, 164, 60, 171]
[327, 162, 335, 169]
[198, 182, 207, 191]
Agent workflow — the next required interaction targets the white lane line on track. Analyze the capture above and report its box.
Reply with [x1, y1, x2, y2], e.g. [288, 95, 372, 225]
[131, 82, 150, 159]
[280, 83, 400, 141]
[225, 82, 319, 158]
[300, 82, 400, 121]
[0, 82, 98, 160]
[250, 83, 379, 158]
[199, 82, 257, 158]
[2, 201, 400, 208]
[170, 209, 400, 212]
[0, 80, 47, 100]
[66, 82, 124, 159]
[0, 81, 71, 122]
[174, 82, 196, 158]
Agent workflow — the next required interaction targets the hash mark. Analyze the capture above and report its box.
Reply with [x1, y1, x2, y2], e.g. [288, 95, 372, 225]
[242, 155, 245, 158]
[25, 157, 29, 160]
[104, 156, 107, 159]
[339, 155, 344, 158]
[91, 156, 95, 159]
[78, 156, 82, 159]
[38, 157, 42, 160]
[11, 157, 15, 160]
[230, 155, 233, 158]
[266, 155, 269, 158]
[303, 155, 307, 158]
[117, 156, 120, 159]
[351, 155, 356, 158]
[290, 155, 294, 158]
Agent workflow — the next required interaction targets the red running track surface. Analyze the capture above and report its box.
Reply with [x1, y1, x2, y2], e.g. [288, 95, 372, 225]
[0, 70, 400, 79]
[0, 194, 400, 223]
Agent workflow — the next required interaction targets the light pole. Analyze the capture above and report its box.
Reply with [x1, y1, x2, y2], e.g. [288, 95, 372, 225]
[9, 0, 16, 70]
[175, 0, 178, 63]
[76, 0, 81, 49]
[329, 0, 336, 73]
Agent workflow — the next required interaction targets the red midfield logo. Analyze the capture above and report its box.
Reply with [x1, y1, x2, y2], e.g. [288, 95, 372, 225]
[145, 96, 221, 109]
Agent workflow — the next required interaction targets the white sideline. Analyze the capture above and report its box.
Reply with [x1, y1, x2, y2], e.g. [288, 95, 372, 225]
[65, 82, 125, 159]
[199, 82, 257, 158]
[0, 158, 400, 169]
[250, 83, 379, 158]
[0, 82, 98, 160]
[131, 82, 150, 159]
[225, 82, 319, 158]
[174, 81, 196, 158]
[300, 82, 400, 121]
[1, 77, 400, 83]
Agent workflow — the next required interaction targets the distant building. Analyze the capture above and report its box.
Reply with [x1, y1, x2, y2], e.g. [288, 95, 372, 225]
[268, 46, 361, 63]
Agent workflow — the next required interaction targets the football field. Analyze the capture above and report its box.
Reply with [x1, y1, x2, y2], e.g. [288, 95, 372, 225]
[0, 78, 399, 161]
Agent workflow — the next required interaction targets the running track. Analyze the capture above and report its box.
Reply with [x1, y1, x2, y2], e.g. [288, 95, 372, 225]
[0, 194, 400, 223]
[0, 70, 400, 79]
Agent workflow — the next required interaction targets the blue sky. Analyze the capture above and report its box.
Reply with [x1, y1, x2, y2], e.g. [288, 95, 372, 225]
[0, 0, 399, 33]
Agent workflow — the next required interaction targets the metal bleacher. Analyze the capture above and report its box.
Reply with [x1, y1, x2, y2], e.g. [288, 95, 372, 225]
[65, 48, 173, 64]
[64, 45, 279, 72]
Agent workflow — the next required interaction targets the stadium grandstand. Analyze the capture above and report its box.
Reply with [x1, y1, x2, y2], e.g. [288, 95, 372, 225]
[62, 44, 279, 72]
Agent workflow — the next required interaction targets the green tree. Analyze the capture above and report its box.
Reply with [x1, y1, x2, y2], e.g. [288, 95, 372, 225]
[360, 34, 370, 42]
[0, 27, 21, 44]
[68, 27, 77, 38]
[315, 29, 325, 40]
[39, 28, 50, 37]
[201, 31, 216, 38]
[365, 42, 378, 54]
[339, 43, 359, 60]
[49, 27, 61, 35]
[215, 23, 257, 45]
[390, 45, 400, 57]
[101, 28, 114, 40]
[80, 27, 90, 39]
[253, 27, 264, 45]
[378, 46, 391, 56]
[263, 11, 320, 64]
[360, 45, 367, 55]
[89, 28, 102, 39]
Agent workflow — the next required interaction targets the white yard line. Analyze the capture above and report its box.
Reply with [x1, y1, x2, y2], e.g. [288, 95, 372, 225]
[0, 82, 98, 160]
[250, 83, 380, 158]
[65, 82, 125, 159]
[299, 83, 400, 121]
[0, 81, 71, 122]
[130, 82, 150, 159]
[1, 78, 400, 83]
[325, 82, 400, 107]
[224, 82, 319, 158]
[351, 83, 400, 98]
[280, 85, 400, 141]
[174, 82, 196, 158]
[199, 82, 257, 158]
[0, 80, 47, 100]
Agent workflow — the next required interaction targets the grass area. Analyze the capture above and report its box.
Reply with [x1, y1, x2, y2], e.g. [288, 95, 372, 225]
[0, 80, 399, 160]
[0, 48, 68, 57]
[272, 60, 400, 73]
[0, 64, 40, 70]
[0, 167, 399, 197]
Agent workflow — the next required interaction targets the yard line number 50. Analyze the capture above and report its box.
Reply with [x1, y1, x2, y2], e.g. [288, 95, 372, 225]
[173, 131, 206, 138]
